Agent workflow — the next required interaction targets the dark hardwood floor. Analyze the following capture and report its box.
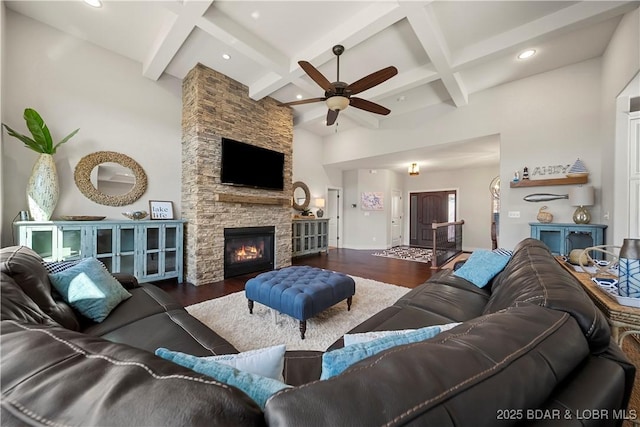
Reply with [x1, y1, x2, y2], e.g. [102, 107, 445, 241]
[154, 248, 440, 307]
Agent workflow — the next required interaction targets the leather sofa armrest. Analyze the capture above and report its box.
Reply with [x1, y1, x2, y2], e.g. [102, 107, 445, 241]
[111, 273, 139, 290]
[283, 350, 323, 386]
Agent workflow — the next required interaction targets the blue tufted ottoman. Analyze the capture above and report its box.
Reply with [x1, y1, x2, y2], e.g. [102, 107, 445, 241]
[245, 266, 356, 339]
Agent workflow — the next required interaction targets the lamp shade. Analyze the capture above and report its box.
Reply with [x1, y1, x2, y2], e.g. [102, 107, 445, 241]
[315, 198, 325, 208]
[569, 185, 594, 207]
[326, 96, 349, 111]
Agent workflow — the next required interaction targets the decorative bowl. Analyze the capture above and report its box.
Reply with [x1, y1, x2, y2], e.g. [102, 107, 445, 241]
[122, 210, 148, 220]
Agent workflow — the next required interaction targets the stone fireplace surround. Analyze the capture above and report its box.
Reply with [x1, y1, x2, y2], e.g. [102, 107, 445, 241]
[182, 64, 294, 285]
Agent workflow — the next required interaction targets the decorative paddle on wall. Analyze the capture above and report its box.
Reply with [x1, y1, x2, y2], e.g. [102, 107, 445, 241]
[280, 45, 398, 126]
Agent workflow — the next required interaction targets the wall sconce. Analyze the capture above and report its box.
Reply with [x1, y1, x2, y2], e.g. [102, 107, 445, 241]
[408, 163, 420, 176]
[569, 185, 594, 224]
[315, 198, 325, 218]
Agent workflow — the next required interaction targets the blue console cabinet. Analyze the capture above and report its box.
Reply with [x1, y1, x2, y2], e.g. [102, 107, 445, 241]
[529, 223, 607, 259]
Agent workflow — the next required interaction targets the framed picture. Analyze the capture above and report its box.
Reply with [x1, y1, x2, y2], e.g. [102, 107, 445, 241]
[149, 200, 174, 220]
[361, 192, 384, 210]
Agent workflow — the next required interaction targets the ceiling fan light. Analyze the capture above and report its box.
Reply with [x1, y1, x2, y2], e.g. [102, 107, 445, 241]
[408, 163, 420, 176]
[326, 96, 349, 111]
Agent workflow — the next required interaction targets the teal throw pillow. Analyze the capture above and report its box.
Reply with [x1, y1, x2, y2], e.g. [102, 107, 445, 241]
[453, 249, 511, 288]
[343, 322, 461, 346]
[321, 325, 445, 380]
[156, 348, 290, 409]
[48, 257, 131, 322]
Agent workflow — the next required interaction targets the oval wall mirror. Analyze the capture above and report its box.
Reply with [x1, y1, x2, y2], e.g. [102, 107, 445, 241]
[94, 162, 136, 196]
[74, 151, 147, 206]
[292, 181, 310, 211]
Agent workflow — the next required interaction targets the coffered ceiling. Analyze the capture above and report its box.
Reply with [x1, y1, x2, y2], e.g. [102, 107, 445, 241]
[5, 1, 638, 171]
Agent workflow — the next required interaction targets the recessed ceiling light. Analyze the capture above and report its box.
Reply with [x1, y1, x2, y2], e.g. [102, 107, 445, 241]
[84, 0, 102, 7]
[222, 53, 231, 60]
[518, 49, 536, 60]
[296, 94, 303, 100]
[251, 10, 260, 20]
[397, 95, 406, 102]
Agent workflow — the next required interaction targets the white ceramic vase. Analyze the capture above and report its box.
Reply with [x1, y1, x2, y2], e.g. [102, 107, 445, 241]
[27, 153, 59, 221]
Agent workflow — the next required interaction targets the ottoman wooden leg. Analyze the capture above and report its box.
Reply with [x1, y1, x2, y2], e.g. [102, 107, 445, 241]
[299, 320, 307, 339]
[248, 300, 254, 314]
[347, 296, 353, 311]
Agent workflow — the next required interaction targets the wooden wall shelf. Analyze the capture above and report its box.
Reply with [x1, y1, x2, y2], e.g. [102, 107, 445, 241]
[510, 175, 588, 188]
[215, 193, 290, 206]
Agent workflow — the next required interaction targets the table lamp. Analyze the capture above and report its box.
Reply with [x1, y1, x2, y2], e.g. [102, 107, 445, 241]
[315, 198, 325, 218]
[569, 185, 594, 224]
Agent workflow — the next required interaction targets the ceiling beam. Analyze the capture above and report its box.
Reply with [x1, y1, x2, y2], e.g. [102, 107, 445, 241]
[452, 1, 637, 70]
[142, 0, 213, 80]
[404, 4, 468, 107]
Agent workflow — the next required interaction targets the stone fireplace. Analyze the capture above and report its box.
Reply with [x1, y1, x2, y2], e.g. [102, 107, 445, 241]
[182, 64, 293, 285]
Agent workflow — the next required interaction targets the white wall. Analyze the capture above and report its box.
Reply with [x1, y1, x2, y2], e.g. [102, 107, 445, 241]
[292, 128, 340, 215]
[323, 58, 604, 250]
[404, 165, 499, 251]
[340, 168, 402, 250]
[1, 10, 183, 246]
[601, 8, 640, 245]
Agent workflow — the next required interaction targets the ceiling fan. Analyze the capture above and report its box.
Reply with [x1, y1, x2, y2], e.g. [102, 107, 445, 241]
[280, 45, 398, 126]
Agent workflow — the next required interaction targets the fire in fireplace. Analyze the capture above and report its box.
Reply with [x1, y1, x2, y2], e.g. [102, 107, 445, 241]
[224, 226, 275, 278]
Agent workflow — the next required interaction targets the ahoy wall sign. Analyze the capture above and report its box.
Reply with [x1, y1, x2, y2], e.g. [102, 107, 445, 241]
[529, 164, 572, 177]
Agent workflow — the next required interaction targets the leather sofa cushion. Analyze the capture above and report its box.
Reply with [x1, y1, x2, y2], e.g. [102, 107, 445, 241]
[1, 273, 58, 327]
[81, 283, 183, 336]
[265, 305, 590, 426]
[530, 354, 628, 427]
[97, 310, 238, 356]
[483, 238, 610, 353]
[0, 246, 79, 330]
[394, 273, 490, 320]
[0, 320, 263, 427]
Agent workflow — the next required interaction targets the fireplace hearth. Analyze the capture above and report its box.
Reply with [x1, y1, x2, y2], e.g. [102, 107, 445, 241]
[224, 226, 275, 278]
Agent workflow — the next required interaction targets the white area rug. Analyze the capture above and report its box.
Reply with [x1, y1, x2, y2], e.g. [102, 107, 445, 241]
[185, 276, 409, 351]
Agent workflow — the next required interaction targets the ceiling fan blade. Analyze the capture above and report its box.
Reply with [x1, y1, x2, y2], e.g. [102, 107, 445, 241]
[347, 66, 398, 95]
[350, 97, 391, 115]
[279, 97, 326, 107]
[326, 109, 339, 126]
[299, 61, 333, 92]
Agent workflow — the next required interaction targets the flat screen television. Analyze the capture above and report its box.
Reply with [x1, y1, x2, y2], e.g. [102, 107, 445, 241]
[220, 137, 285, 191]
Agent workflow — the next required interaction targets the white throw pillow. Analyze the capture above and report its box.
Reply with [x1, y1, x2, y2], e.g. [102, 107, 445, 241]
[201, 344, 286, 382]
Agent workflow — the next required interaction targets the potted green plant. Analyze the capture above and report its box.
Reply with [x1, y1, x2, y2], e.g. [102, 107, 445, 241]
[2, 108, 79, 221]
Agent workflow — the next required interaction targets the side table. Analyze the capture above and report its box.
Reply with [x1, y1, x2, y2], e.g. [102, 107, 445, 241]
[556, 256, 640, 345]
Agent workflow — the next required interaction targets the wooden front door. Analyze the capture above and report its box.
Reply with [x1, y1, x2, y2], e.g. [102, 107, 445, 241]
[410, 191, 456, 247]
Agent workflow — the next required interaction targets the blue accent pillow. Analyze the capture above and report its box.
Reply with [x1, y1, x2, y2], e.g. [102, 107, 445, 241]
[48, 257, 131, 322]
[156, 348, 290, 409]
[321, 325, 445, 380]
[454, 249, 511, 288]
[343, 322, 461, 346]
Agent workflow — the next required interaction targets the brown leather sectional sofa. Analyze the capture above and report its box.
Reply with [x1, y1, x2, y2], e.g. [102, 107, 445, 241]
[1, 239, 635, 426]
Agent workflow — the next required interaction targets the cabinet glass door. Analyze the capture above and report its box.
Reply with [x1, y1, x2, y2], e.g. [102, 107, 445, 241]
[164, 225, 178, 274]
[25, 227, 55, 260]
[94, 227, 115, 270]
[58, 227, 83, 260]
[117, 226, 136, 275]
[144, 226, 161, 277]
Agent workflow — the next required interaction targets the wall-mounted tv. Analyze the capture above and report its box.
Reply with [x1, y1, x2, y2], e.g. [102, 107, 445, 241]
[220, 137, 285, 191]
